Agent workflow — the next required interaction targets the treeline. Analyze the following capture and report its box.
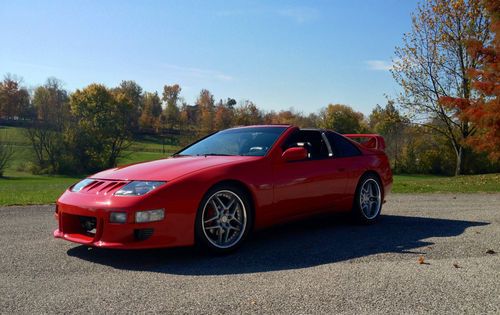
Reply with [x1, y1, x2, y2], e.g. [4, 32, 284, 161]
[0, 74, 499, 176]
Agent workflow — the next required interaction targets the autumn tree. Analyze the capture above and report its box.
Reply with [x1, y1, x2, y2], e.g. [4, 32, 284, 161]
[0, 74, 32, 119]
[139, 92, 162, 130]
[265, 108, 298, 125]
[263, 108, 319, 127]
[197, 89, 215, 133]
[214, 98, 236, 130]
[440, 0, 499, 162]
[162, 84, 181, 129]
[234, 100, 263, 126]
[392, 0, 491, 175]
[319, 104, 365, 133]
[32, 77, 69, 125]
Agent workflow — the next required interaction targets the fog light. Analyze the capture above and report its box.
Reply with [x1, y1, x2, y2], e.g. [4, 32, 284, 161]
[135, 209, 164, 223]
[110, 212, 127, 223]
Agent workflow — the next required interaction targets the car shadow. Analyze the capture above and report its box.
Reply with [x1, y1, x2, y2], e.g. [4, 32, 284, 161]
[66, 214, 488, 275]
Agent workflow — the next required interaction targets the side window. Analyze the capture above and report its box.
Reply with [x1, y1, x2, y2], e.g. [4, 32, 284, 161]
[283, 130, 330, 159]
[326, 132, 361, 158]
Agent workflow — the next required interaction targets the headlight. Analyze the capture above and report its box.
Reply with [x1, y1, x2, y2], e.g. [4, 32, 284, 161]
[71, 178, 94, 192]
[135, 209, 165, 223]
[114, 181, 165, 196]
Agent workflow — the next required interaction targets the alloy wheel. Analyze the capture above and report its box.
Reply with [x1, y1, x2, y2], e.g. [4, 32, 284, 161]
[201, 190, 247, 249]
[359, 178, 382, 220]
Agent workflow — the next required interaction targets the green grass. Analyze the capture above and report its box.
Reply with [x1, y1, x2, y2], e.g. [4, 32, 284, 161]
[0, 126, 181, 205]
[1, 126, 498, 205]
[0, 149, 171, 206]
[392, 173, 500, 193]
[118, 150, 169, 165]
[1, 172, 498, 206]
[0, 173, 81, 205]
[0, 126, 31, 145]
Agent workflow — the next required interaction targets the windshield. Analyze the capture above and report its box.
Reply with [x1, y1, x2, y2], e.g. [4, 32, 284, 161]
[177, 127, 287, 157]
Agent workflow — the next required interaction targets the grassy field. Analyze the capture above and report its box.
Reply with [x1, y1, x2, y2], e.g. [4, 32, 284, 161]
[0, 172, 499, 206]
[0, 172, 80, 205]
[0, 126, 178, 205]
[1, 126, 499, 205]
[0, 126, 177, 170]
[392, 173, 500, 193]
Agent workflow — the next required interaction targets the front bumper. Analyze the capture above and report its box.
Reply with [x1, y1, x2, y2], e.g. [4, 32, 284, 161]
[54, 200, 193, 249]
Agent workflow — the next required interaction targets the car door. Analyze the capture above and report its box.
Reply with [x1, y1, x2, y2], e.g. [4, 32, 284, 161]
[272, 130, 344, 221]
[324, 131, 364, 211]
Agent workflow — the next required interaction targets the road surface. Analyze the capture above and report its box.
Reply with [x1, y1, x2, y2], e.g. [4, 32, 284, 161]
[0, 193, 499, 314]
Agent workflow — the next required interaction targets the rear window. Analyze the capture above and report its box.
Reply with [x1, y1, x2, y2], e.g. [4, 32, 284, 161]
[326, 132, 361, 158]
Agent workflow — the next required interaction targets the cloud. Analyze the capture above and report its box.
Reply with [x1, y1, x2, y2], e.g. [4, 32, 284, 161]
[160, 64, 233, 81]
[365, 60, 394, 71]
[278, 7, 319, 23]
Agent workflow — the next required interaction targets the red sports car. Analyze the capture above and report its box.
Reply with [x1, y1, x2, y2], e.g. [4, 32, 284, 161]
[54, 125, 392, 253]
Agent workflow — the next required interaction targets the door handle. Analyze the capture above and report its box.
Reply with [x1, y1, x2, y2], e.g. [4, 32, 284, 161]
[337, 168, 346, 172]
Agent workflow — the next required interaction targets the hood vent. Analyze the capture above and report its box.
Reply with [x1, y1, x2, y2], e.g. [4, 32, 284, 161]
[81, 180, 129, 195]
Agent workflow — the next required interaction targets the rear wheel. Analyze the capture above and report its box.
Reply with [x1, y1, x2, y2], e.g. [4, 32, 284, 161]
[352, 174, 382, 223]
[195, 185, 252, 253]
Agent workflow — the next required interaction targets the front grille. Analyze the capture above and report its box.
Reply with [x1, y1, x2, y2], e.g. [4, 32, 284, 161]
[79, 216, 97, 234]
[61, 213, 99, 237]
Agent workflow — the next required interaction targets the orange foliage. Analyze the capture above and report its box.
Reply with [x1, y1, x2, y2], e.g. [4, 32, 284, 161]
[440, 0, 500, 162]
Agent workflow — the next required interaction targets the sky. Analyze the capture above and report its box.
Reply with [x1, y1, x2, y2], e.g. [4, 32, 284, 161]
[0, 0, 418, 115]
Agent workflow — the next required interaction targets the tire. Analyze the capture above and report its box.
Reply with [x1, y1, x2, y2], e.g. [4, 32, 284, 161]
[195, 184, 253, 254]
[351, 174, 383, 224]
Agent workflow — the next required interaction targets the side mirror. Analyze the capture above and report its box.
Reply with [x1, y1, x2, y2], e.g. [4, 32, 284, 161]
[282, 147, 308, 162]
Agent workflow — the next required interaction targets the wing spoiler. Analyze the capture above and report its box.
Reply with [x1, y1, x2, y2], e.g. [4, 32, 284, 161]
[343, 134, 386, 151]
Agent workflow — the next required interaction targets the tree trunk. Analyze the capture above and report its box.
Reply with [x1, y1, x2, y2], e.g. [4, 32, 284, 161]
[455, 145, 463, 176]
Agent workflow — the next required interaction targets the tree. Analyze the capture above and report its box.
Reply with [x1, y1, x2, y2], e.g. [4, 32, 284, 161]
[197, 89, 215, 133]
[69, 84, 133, 172]
[27, 78, 70, 173]
[32, 77, 69, 125]
[234, 100, 262, 126]
[369, 101, 409, 170]
[140, 92, 162, 130]
[0, 132, 13, 177]
[440, 0, 500, 162]
[162, 84, 181, 129]
[0, 74, 32, 120]
[214, 98, 235, 130]
[113, 80, 143, 132]
[392, 0, 491, 175]
[319, 104, 365, 133]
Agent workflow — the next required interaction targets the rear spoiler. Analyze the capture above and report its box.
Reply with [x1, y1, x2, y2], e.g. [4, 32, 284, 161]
[343, 134, 386, 151]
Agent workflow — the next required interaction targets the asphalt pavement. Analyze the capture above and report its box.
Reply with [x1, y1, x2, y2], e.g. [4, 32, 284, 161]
[0, 193, 499, 314]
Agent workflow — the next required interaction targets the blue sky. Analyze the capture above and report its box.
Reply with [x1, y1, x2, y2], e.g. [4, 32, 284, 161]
[0, 0, 418, 115]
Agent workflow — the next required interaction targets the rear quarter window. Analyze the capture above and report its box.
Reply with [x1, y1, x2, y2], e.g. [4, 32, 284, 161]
[326, 132, 362, 158]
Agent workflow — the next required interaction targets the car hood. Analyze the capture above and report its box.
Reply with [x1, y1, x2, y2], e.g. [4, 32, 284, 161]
[91, 155, 260, 181]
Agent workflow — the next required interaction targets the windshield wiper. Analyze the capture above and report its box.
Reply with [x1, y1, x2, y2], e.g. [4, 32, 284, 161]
[172, 153, 191, 157]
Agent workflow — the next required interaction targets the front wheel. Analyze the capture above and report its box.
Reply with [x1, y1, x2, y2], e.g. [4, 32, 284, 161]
[352, 174, 383, 223]
[195, 185, 252, 254]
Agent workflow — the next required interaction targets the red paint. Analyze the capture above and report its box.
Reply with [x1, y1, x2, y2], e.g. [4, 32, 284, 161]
[281, 147, 308, 162]
[343, 134, 386, 151]
[54, 125, 392, 249]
